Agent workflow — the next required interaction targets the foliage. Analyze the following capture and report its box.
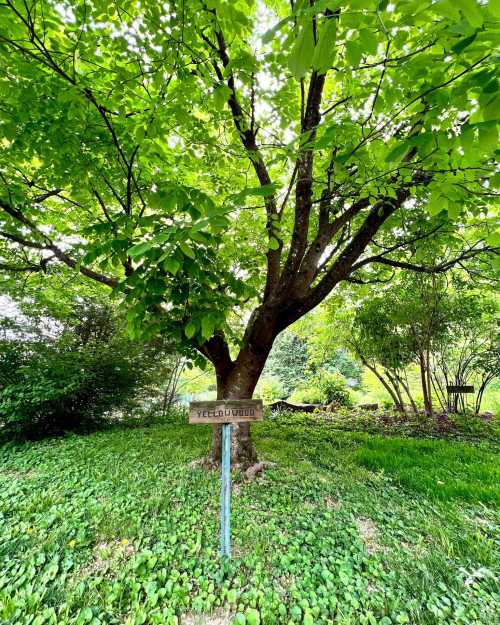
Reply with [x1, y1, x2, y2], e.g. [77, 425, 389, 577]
[349, 274, 499, 415]
[264, 329, 362, 400]
[0, 300, 176, 437]
[290, 370, 352, 406]
[319, 349, 363, 388]
[263, 332, 309, 397]
[429, 289, 499, 414]
[271, 407, 500, 444]
[255, 375, 285, 404]
[0, 419, 498, 624]
[0, 0, 497, 414]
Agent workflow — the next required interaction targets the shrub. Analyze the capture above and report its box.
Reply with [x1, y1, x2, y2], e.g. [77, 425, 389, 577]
[289, 371, 352, 406]
[319, 371, 353, 406]
[0, 338, 142, 437]
[0, 300, 177, 438]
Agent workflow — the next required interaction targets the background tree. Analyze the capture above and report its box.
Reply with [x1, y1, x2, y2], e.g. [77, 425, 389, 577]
[430, 289, 499, 414]
[0, 0, 498, 465]
[262, 331, 309, 397]
[351, 293, 419, 414]
[348, 272, 499, 415]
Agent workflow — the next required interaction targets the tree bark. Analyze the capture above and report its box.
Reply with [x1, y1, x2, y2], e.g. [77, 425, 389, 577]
[209, 344, 271, 468]
[419, 351, 432, 416]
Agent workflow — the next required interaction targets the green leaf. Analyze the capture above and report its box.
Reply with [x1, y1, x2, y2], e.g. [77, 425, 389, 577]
[184, 321, 196, 339]
[312, 17, 338, 74]
[451, 32, 477, 54]
[482, 95, 500, 122]
[345, 41, 363, 67]
[268, 237, 280, 250]
[77, 608, 93, 624]
[455, 0, 483, 27]
[478, 122, 498, 148]
[447, 202, 460, 219]
[163, 257, 180, 275]
[358, 29, 379, 56]
[488, 0, 500, 18]
[489, 172, 500, 189]
[241, 184, 278, 197]
[304, 613, 314, 625]
[201, 315, 215, 339]
[179, 242, 195, 259]
[213, 85, 231, 111]
[245, 609, 260, 625]
[262, 16, 292, 43]
[288, 23, 315, 79]
[486, 231, 500, 246]
[127, 241, 153, 257]
[427, 192, 445, 216]
[385, 143, 409, 163]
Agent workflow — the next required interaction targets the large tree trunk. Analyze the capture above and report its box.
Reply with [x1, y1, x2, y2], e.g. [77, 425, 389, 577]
[210, 345, 269, 468]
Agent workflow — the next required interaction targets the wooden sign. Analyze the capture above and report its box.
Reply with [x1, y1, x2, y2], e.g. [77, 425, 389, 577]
[447, 385, 474, 394]
[189, 399, 264, 424]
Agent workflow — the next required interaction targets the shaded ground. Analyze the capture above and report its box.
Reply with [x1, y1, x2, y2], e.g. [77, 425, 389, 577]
[0, 416, 498, 624]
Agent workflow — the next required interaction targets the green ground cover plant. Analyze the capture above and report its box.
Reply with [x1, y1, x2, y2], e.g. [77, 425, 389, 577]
[1, 417, 498, 625]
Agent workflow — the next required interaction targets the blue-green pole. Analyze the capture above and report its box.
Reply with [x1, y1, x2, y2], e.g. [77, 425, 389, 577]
[220, 423, 231, 558]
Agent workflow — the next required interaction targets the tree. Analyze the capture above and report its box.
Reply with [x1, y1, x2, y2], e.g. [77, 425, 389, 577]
[350, 273, 499, 416]
[430, 290, 499, 414]
[351, 291, 420, 414]
[0, 1, 498, 465]
[263, 331, 309, 397]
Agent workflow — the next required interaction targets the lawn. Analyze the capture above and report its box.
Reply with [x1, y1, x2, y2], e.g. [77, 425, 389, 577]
[0, 416, 498, 625]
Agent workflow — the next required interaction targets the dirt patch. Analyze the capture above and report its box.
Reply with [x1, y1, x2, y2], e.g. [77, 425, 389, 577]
[1, 469, 36, 480]
[325, 496, 341, 510]
[79, 540, 137, 577]
[182, 611, 232, 625]
[355, 517, 379, 554]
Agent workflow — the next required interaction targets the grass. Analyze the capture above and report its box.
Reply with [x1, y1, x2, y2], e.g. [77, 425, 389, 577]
[0, 416, 498, 625]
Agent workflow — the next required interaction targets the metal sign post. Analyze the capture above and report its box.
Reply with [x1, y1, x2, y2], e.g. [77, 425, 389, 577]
[220, 423, 231, 557]
[189, 399, 264, 560]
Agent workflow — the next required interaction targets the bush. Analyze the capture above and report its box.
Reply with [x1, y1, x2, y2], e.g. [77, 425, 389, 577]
[289, 371, 352, 406]
[0, 300, 177, 438]
[319, 371, 353, 406]
[0, 340, 141, 436]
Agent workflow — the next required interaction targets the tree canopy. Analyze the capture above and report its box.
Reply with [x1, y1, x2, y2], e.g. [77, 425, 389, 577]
[0, 0, 498, 461]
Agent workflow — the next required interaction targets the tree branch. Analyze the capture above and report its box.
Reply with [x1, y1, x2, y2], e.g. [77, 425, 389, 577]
[358, 246, 497, 275]
[0, 198, 119, 288]
[202, 21, 281, 299]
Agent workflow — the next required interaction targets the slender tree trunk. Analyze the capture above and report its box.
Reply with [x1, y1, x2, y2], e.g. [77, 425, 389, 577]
[162, 357, 184, 416]
[357, 355, 404, 412]
[419, 351, 431, 416]
[398, 373, 418, 415]
[426, 348, 433, 416]
[385, 369, 406, 414]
